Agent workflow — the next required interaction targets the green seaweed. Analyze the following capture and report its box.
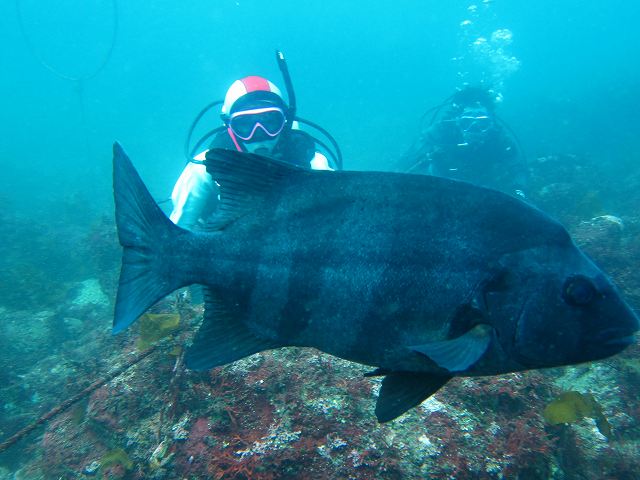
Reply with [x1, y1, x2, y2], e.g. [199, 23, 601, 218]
[136, 313, 181, 350]
[100, 448, 134, 471]
[543, 391, 612, 439]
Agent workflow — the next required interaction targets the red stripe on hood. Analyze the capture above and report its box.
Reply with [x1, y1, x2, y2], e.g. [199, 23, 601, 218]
[240, 76, 270, 93]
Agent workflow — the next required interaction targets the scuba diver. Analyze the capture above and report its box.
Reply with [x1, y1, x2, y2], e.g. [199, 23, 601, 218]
[396, 86, 527, 199]
[171, 52, 342, 229]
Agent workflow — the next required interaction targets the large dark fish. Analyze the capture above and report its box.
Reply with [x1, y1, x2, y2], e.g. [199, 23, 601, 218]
[112, 142, 638, 422]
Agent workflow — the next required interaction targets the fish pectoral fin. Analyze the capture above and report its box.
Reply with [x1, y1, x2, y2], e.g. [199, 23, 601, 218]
[184, 288, 280, 370]
[410, 324, 493, 372]
[375, 372, 451, 423]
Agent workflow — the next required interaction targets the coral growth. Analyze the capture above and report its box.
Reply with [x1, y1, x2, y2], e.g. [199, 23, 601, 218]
[2, 150, 640, 478]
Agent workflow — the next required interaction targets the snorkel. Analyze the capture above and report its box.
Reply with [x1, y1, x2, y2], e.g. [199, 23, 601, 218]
[276, 50, 297, 129]
[275, 50, 343, 169]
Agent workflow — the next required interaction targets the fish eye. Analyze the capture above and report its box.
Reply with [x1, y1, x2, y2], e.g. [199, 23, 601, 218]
[562, 275, 596, 306]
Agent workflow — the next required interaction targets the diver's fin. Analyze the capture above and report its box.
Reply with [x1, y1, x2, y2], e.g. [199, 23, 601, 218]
[375, 372, 451, 423]
[112, 142, 190, 333]
[204, 148, 315, 229]
[410, 324, 493, 372]
[185, 287, 281, 370]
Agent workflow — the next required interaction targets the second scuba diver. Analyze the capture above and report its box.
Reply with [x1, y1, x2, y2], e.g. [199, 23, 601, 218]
[396, 86, 528, 199]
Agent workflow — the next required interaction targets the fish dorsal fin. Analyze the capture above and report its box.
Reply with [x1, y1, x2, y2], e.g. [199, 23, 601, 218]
[184, 287, 281, 370]
[375, 372, 451, 423]
[410, 324, 493, 373]
[204, 148, 310, 230]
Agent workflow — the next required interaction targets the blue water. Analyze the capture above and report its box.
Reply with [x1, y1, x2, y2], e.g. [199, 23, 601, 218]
[3, 0, 638, 217]
[1, 0, 640, 477]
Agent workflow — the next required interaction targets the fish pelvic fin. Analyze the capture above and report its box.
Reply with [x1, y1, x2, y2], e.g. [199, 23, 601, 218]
[112, 142, 191, 333]
[375, 372, 451, 423]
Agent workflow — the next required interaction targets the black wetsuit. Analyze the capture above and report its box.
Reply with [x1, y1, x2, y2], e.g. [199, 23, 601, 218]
[398, 119, 528, 197]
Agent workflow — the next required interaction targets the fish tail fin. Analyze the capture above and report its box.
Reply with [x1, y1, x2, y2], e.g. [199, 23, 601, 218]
[112, 142, 190, 333]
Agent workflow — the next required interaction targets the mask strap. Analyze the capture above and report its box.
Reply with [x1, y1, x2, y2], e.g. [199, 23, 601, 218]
[227, 127, 244, 152]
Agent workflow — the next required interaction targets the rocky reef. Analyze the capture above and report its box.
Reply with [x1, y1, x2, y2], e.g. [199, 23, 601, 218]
[1, 151, 640, 479]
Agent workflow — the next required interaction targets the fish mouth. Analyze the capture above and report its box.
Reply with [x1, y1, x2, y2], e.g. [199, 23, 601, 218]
[604, 335, 636, 348]
[597, 327, 638, 348]
[588, 327, 638, 358]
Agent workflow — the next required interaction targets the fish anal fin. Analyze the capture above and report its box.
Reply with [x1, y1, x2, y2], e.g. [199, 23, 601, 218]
[375, 372, 451, 423]
[185, 287, 280, 370]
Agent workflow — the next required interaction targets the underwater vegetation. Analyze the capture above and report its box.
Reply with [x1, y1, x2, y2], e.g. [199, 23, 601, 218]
[527, 153, 608, 225]
[136, 313, 181, 351]
[543, 391, 612, 439]
[0, 214, 119, 310]
[98, 448, 134, 475]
